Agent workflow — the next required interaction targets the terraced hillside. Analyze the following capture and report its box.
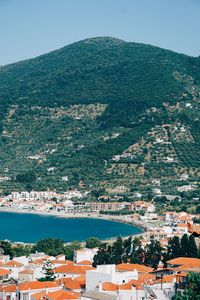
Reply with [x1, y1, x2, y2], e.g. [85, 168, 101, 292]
[0, 37, 199, 195]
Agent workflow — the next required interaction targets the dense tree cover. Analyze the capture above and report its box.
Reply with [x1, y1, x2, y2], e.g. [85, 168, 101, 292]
[1, 234, 199, 272]
[1, 37, 198, 113]
[0, 238, 82, 261]
[86, 237, 102, 249]
[64, 241, 82, 261]
[0, 37, 199, 193]
[31, 238, 81, 260]
[0, 241, 31, 259]
[93, 234, 199, 269]
[162, 235, 198, 267]
[93, 236, 145, 267]
[16, 171, 37, 183]
[31, 238, 66, 256]
[174, 273, 200, 300]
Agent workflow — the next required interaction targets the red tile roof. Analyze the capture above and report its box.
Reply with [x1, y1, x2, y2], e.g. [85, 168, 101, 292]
[5, 260, 24, 267]
[0, 284, 17, 292]
[18, 281, 59, 291]
[116, 263, 153, 273]
[32, 289, 80, 300]
[0, 268, 11, 277]
[54, 265, 94, 275]
[167, 257, 200, 267]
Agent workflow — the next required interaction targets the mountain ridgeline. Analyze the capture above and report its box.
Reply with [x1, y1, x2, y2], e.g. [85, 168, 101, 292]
[0, 37, 199, 194]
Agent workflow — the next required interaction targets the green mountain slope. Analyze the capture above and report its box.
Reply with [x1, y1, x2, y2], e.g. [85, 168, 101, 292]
[0, 37, 199, 195]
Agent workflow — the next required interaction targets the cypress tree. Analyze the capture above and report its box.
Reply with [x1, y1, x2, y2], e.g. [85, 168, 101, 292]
[112, 236, 124, 264]
[180, 234, 189, 257]
[188, 235, 198, 258]
[167, 236, 181, 259]
[144, 240, 163, 269]
[130, 237, 144, 264]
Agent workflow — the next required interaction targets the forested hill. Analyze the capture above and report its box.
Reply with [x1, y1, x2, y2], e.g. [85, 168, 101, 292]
[0, 37, 199, 195]
[0, 37, 199, 125]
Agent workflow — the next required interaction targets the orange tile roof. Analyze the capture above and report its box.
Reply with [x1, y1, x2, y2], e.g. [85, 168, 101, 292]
[116, 263, 153, 273]
[102, 281, 137, 291]
[74, 275, 86, 282]
[0, 262, 6, 267]
[139, 273, 156, 283]
[31, 291, 46, 300]
[52, 260, 73, 265]
[0, 284, 17, 292]
[76, 260, 92, 266]
[102, 282, 118, 291]
[31, 290, 80, 300]
[102, 274, 156, 292]
[188, 225, 200, 235]
[61, 277, 85, 290]
[6, 260, 24, 267]
[119, 282, 134, 290]
[176, 265, 200, 272]
[125, 279, 143, 290]
[176, 272, 188, 278]
[54, 265, 94, 275]
[18, 281, 59, 291]
[32, 258, 46, 265]
[157, 275, 175, 283]
[46, 290, 80, 300]
[0, 268, 11, 276]
[167, 257, 200, 268]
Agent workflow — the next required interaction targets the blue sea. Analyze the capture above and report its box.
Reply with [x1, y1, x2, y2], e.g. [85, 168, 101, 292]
[0, 212, 143, 243]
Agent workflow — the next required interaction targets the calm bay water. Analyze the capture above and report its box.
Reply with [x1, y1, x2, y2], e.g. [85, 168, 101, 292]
[0, 212, 142, 243]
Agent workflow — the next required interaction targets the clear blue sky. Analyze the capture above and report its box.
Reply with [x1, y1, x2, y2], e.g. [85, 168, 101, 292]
[0, 0, 199, 65]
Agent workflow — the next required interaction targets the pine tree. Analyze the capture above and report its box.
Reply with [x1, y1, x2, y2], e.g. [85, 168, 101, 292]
[42, 260, 55, 281]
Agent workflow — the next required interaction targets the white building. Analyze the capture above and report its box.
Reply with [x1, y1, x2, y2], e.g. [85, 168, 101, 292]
[73, 248, 98, 264]
[86, 265, 138, 291]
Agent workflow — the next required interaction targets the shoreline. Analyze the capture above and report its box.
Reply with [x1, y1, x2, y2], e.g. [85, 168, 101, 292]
[0, 207, 149, 244]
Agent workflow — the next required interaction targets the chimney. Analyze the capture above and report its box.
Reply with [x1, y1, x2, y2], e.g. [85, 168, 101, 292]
[98, 281, 102, 292]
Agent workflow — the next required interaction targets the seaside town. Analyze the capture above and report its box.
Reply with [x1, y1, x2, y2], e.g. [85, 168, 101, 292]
[0, 245, 200, 300]
[1, 0, 200, 299]
[0, 189, 200, 299]
[1, 189, 200, 239]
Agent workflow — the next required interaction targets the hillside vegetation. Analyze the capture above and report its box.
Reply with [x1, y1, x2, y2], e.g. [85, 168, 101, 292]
[0, 37, 199, 196]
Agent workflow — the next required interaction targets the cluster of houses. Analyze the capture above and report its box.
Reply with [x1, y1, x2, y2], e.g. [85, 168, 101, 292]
[0, 247, 199, 300]
[0, 191, 156, 215]
[136, 210, 200, 250]
[0, 193, 200, 299]
[90, 201, 155, 214]
[10, 191, 85, 201]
